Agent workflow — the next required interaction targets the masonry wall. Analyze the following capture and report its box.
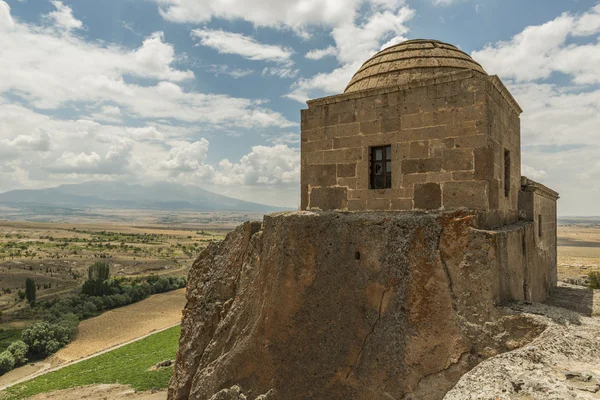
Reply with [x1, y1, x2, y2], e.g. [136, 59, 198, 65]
[519, 182, 559, 300]
[300, 70, 522, 223]
[484, 77, 522, 226]
[491, 220, 556, 304]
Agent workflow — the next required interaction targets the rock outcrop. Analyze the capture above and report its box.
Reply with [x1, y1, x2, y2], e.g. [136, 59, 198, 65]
[444, 303, 600, 400]
[169, 211, 545, 400]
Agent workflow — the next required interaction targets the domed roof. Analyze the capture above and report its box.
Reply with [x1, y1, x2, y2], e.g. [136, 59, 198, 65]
[344, 39, 487, 93]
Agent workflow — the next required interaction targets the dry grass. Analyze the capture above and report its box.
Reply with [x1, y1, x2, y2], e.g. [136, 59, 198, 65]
[50, 289, 186, 365]
[0, 217, 232, 316]
[558, 224, 600, 282]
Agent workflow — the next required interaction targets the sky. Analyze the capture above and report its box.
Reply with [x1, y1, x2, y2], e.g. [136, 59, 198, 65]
[0, 0, 599, 215]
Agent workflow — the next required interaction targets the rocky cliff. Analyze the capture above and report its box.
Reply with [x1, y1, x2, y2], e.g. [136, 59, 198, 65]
[168, 211, 545, 400]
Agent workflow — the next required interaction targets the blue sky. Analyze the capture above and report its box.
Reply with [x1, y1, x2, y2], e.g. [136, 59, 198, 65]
[0, 0, 599, 215]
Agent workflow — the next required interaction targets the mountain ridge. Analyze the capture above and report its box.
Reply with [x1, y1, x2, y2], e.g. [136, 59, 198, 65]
[0, 181, 288, 212]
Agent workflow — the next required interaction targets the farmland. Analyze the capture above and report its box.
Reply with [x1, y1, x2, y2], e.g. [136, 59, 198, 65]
[557, 217, 600, 283]
[1, 325, 181, 399]
[0, 211, 255, 318]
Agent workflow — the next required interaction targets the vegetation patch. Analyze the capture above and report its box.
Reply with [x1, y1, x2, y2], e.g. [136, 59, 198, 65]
[589, 271, 600, 290]
[0, 261, 186, 377]
[1, 325, 180, 399]
[0, 328, 22, 353]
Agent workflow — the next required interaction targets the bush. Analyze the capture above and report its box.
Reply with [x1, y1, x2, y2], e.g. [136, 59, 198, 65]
[589, 271, 600, 290]
[0, 350, 15, 375]
[7, 340, 28, 365]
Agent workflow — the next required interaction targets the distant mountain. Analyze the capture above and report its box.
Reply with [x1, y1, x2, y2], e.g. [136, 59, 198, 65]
[0, 181, 288, 213]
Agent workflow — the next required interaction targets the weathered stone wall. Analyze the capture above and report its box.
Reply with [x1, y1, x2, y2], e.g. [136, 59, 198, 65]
[519, 177, 559, 300]
[483, 76, 522, 226]
[300, 71, 522, 222]
[169, 211, 548, 400]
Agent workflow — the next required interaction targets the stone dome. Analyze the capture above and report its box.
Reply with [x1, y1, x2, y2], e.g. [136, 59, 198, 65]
[344, 39, 487, 93]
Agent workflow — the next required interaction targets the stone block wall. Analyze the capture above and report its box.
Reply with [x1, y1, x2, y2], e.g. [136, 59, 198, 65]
[300, 70, 523, 223]
[519, 177, 560, 299]
[485, 76, 523, 224]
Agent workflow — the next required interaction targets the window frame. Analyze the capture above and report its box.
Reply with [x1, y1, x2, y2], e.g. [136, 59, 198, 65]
[369, 145, 392, 190]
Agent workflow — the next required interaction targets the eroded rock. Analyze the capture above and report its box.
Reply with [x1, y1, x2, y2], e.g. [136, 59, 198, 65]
[169, 211, 546, 400]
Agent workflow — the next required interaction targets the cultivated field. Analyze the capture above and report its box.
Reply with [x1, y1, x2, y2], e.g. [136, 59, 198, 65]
[1, 326, 180, 399]
[0, 209, 256, 319]
[51, 288, 186, 365]
[557, 217, 600, 282]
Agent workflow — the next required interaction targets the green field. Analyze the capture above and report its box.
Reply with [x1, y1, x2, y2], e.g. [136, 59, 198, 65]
[1, 325, 180, 399]
[0, 329, 22, 353]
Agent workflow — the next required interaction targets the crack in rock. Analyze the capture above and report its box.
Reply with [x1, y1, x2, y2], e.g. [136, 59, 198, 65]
[346, 289, 389, 379]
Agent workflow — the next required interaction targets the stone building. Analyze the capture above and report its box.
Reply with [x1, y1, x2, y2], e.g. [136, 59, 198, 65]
[300, 39, 559, 302]
[169, 39, 563, 400]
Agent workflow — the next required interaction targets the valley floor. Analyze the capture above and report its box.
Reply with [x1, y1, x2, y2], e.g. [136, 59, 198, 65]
[0, 289, 186, 390]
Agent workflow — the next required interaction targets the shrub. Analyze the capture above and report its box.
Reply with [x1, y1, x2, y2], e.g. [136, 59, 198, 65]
[589, 271, 600, 290]
[7, 340, 28, 365]
[0, 350, 15, 375]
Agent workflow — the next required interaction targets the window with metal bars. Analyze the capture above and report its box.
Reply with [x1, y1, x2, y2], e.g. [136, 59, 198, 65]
[369, 145, 392, 189]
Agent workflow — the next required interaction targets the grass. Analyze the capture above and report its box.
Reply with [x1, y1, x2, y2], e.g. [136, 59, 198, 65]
[1, 325, 180, 399]
[0, 329, 22, 352]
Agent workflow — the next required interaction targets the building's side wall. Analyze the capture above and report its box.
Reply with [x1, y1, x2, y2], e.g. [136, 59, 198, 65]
[491, 220, 554, 304]
[301, 72, 495, 212]
[519, 188, 558, 300]
[484, 79, 522, 226]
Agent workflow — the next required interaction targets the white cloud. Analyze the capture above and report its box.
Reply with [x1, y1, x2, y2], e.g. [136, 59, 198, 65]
[473, 5, 600, 83]
[159, 139, 212, 175]
[331, 8, 414, 64]
[0, 0, 14, 28]
[287, 3, 415, 102]
[191, 29, 294, 64]
[214, 145, 300, 186]
[262, 66, 299, 79]
[286, 62, 360, 103]
[0, 1, 293, 129]
[207, 64, 254, 79]
[127, 126, 164, 141]
[8, 132, 53, 152]
[45, 1, 83, 31]
[521, 164, 547, 181]
[305, 46, 337, 60]
[156, 0, 366, 34]
[263, 132, 300, 146]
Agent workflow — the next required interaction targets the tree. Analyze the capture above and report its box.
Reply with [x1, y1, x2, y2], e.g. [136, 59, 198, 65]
[88, 261, 110, 281]
[0, 351, 15, 375]
[25, 278, 36, 305]
[82, 262, 111, 296]
[7, 340, 28, 365]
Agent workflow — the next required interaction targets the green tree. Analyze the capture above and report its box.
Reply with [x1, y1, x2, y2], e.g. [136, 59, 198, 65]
[88, 261, 110, 281]
[0, 350, 15, 375]
[82, 262, 111, 296]
[25, 278, 36, 305]
[7, 340, 28, 365]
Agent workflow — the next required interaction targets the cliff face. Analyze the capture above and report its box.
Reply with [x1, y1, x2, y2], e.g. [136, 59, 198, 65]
[169, 211, 545, 400]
